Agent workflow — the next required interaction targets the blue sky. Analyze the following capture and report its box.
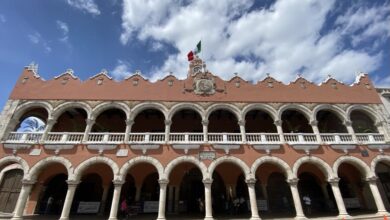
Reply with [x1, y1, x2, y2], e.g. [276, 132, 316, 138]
[0, 0, 389, 109]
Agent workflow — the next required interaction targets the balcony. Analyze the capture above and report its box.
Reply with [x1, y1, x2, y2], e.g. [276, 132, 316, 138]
[284, 133, 319, 154]
[246, 133, 281, 154]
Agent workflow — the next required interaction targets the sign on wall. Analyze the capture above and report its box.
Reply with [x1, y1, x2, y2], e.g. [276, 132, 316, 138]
[199, 151, 216, 160]
[77, 202, 100, 213]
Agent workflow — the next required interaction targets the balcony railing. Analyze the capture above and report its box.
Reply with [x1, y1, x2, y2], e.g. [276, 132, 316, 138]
[208, 133, 242, 144]
[246, 133, 281, 144]
[45, 132, 84, 144]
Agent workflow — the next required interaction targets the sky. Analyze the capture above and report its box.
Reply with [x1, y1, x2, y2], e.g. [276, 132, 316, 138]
[0, 0, 389, 109]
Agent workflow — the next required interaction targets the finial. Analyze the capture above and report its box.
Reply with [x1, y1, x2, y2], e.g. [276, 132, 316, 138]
[26, 62, 39, 73]
[66, 69, 74, 74]
[135, 70, 142, 75]
[101, 69, 108, 74]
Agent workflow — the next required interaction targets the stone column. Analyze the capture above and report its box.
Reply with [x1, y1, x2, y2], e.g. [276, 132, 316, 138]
[239, 120, 247, 143]
[82, 118, 95, 142]
[164, 120, 171, 143]
[99, 184, 110, 215]
[203, 178, 214, 220]
[274, 120, 285, 142]
[287, 178, 306, 220]
[157, 179, 169, 220]
[11, 180, 35, 220]
[108, 180, 124, 220]
[343, 120, 357, 142]
[366, 176, 389, 215]
[40, 118, 56, 142]
[328, 178, 350, 218]
[246, 178, 261, 220]
[202, 120, 209, 142]
[124, 119, 134, 143]
[59, 180, 80, 220]
[310, 120, 321, 143]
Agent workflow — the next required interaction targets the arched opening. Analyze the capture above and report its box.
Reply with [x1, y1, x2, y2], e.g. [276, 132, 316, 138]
[92, 108, 126, 132]
[374, 162, 390, 211]
[255, 163, 295, 218]
[120, 163, 159, 218]
[297, 163, 337, 217]
[317, 110, 347, 133]
[208, 109, 239, 133]
[35, 174, 68, 215]
[71, 163, 114, 217]
[350, 110, 378, 133]
[132, 109, 165, 132]
[245, 110, 276, 133]
[211, 162, 250, 218]
[52, 108, 88, 132]
[338, 163, 376, 215]
[0, 169, 23, 213]
[13, 107, 48, 132]
[281, 110, 313, 133]
[170, 109, 202, 132]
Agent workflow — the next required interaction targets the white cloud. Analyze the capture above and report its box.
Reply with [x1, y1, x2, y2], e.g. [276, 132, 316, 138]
[66, 0, 100, 15]
[28, 32, 52, 53]
[120, 0, 389, 84]
[28, 32, 41, 44]
[110, 60, 132, 80]
[56, 20, 69, 42]
[0, 14, 6, 23]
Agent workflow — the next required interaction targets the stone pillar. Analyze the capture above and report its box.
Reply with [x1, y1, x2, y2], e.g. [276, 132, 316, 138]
[59, 180, 80, 220]
[157, 179, 169, 220]
[99, 184, 110, 215]
[82, 118, 95, 142]
[124, 119, 134, 143]
[108, 180, 124, 220]
[40, 118, 56, 142]
[274, 120, 285, 142]
[203, 178, 214, 220]
[246, 178, 261, 220]
[202, 120, 209, 142]
[287, 178, 305, 220]
[11, 180, 35, 220]
[239, 120, 247, 143]
[310, 120, 321, 143]
[328, 178, 350, 218]
[164, 120, 171, 143]
[343, 120, 357, 142]
[366, 176, 389, 215]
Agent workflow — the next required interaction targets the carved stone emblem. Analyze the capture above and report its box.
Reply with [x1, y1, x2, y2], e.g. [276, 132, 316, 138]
[194, 74, 215, 95]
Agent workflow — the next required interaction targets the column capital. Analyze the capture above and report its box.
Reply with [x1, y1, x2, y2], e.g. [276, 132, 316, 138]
[22, 179, 36, 186]
[112, 180, 125, 186]
[245, 178, 257, 185]
[375, 120, 384, 127]
[287, 178, 299, 186]
[328, 177, 340, 185]
[343, 120, 352, 126]
[238, 120, 246, 126]
[86, 118, 95, 126]
[274, 119, 282, 126]
[310, 120, 318, 126]
[202, 120, 209, 126]
[66, 180, 80, 186]
[158, 179, 169, 186]
[202, 178, 213, 185]
[126, 118, 134, 126]
[366, 176, 378, 183]
[164, 119, 172, 126]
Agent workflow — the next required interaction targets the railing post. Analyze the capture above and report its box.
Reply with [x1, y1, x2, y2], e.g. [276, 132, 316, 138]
[298, 134, 305, 143]
[83, 118, 95, 142]
[61, 133, 69, 143]
[274, 120, 285, 142]
[103, 133, 109, 142]
[223, 133, 228, 143]
[368, 134, 375, 143]
[145, 134, 150, 143]
[334, 134, 341, 143]
[202, 120, 208, 143]
[184, 134, 189, 143]
[261, 134, 266, 142]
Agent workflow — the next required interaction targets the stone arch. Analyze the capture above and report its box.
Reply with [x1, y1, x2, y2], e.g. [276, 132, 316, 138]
[251, 156, 293, 179]
[91, 102, 130, 120]
[164, 156, 208, 180]
[242, 103, 278, 121]
[73, 156, 119, 181]
[292, 156, 335, 180]
[312, 104, 347, 122]
[52, 101, 92, 120]
[119, 156, 164, 181]
[12, 101, 53, 122]
[208, 156, 251, 180]
[205, 103, 242, 122]
[130, 102, 168, 121]
[333, 156, 374, 178]
[167, 103, 205, 121]
[27, 156, 73, 181]
[346, 104, 383, 123]
[0, 156, 29, 177]
[371, 155, 390, 172]
[278, 104, 312, 122]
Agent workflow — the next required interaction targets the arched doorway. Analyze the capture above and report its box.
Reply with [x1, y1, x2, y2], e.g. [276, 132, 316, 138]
[35, 174, 68, 215]
[374, 162, 390, 211]
[0, 169, 23, 213]
[178, 168, 204, 215]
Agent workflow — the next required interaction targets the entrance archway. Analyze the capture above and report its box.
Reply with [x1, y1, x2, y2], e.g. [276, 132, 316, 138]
[0, 169, 23, 213]
[35, 174, 67, 215]
[374, 162, 390, 211]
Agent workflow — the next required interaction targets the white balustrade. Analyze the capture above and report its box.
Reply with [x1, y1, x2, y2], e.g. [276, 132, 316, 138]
[169, 133, 204, 144]
[87, 133, 125, 144]
[45, 132, 84, 144]
[208, 133, 242, 144]
[5, 132, 42, 144]
[356, 133, 386, 144]
[128, 133, 165, 144]
[284, 133, 319, 154]
[320, 133, 356, 153]
[246, 133, 281, 144]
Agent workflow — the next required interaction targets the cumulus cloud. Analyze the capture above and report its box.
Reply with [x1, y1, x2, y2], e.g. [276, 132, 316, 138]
[66, 0, 100, 15]
[28, 32, 52, 53]
[56, 20, 70, 42]
[120, 0, 389, 84]
[110, 60, 132, 80]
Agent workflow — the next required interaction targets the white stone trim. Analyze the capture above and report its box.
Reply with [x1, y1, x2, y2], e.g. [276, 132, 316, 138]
[164, 156, 208, 180]
[292, 156, 335, 180]
[130, 102, 168, 121]
[118, 156, 164, 181]
[52, 101, 92, 120]
[277, 103, 313, 122]
[167, 103, 205, 121]
[312, 104, 347, 122]
[241, 103, 278, 121]
[205, 103, 242, 122]
[333, 155, 374, 178]
[73, 156, 119, 181]
[13, 101, 53, 122]
[371, 155, 390, 172]
[91, 102, 130, 120]
[0, 156, 29, 177]
[27, 156, 73, 181]
[250, 156, 293, 179]
[346, 104, 384, 123]
[208, 156, 251, 179]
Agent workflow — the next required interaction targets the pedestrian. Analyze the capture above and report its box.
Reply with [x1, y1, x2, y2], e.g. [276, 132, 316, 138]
[120, 198, 128, 219]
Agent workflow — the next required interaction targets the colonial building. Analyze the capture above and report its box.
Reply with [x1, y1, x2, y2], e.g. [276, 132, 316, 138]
[0, 58, 390, 220]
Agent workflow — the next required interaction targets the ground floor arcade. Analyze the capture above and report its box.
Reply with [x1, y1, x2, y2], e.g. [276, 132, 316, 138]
[1, 155, 390, 220]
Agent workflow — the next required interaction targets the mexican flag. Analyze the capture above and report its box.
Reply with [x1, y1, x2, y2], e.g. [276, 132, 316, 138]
[187, 41, 201, 61]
